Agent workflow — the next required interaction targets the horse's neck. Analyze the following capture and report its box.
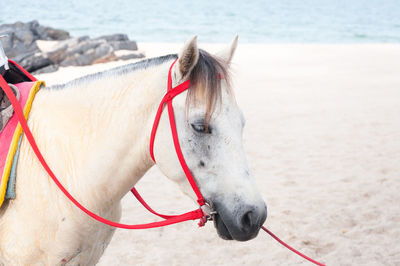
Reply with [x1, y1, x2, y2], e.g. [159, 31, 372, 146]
[26, 62, 170, 209]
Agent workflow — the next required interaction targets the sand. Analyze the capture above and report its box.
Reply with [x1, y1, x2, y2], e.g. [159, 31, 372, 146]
[36, 43, 400, 265]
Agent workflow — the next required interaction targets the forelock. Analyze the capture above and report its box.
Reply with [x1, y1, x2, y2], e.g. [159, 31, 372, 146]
[185, 49, 232, 127]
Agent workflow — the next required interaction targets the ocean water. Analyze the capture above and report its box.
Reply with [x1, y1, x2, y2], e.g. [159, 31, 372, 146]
[1, 0, 400, 43]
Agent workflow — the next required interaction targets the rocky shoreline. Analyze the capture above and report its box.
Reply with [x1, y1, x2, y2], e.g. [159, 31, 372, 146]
[0, 21, 144, 74]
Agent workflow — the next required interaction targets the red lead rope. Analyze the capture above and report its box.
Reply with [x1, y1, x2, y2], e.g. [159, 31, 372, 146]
[261, 226, 325, 266]
[131, 188, 325, 265]
[0, 60, 325, 265]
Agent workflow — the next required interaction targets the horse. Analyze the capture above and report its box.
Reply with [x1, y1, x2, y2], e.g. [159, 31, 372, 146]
[0, 36, 267, 265]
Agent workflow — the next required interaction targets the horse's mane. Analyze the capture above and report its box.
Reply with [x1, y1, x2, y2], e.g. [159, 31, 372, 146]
[48, 54, 178, 90]
[48, 50, 231, 125]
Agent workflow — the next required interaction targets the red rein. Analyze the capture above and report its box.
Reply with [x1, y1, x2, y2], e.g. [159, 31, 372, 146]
[0, 59, 325, 265]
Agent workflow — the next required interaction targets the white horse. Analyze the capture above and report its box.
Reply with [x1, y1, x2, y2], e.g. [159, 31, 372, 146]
[0, 36, 267, 265]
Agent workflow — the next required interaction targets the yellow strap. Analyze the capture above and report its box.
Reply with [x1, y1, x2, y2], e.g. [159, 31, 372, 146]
[0, 81, 45, 208]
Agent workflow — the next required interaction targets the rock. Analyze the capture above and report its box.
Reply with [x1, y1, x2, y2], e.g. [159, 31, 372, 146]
[93, 53, 117, 64]
[109, 40, 138, 51]
[25, 20, 69, 41]
[19, 53, 52, 72]
[9, 40, 39, 59]
[31, 23, 48, 40]
[0, 21, 143, 73]
[42, 27, 70, 40]
[116, 52, 145, 60]
[68, 39, 105, 55]
[27, 20, 40, 31]
[56, 37, 81, 50]
[60, 41, 115, 66]
[93, 43, 113, 59]
[95, 34, 129, 42]
[12, 51, 36, 63]
[32, 64, 59, 74]
[0, 32, 14, 52]
[59, 54, 78, 67]
[0, 21, 41, 57]
[75, 53, 95, 66]
[14, 29, 35, 46]
[46, 44, 68, 64]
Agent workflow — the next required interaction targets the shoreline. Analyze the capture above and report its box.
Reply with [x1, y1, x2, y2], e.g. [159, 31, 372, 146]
[37, 42, 400, 86]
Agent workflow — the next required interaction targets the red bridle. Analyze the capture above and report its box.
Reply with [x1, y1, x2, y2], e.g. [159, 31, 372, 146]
[147, 58, 205, 206]
[131, 58, 211, 225]
[0, 59, 325, 265]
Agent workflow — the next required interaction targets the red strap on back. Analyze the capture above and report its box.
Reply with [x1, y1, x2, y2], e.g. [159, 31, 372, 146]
[8, 60, 37, 82]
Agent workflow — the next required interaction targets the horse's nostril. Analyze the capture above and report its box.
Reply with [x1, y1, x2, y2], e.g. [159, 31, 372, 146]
[241, 210, 254, 233]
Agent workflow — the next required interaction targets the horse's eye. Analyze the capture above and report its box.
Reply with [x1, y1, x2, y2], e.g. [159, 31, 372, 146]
[191, 123, 212, 134]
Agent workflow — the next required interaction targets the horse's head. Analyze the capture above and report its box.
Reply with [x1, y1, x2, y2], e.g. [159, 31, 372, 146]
[153, 36, 267, 241]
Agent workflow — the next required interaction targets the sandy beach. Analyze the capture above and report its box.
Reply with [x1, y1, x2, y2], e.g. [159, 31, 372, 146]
[37, 43, 400, 265]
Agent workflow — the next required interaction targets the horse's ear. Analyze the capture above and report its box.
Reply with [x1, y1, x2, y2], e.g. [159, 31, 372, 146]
[177, 35, 199, 78]
[216, 35, 238, 64]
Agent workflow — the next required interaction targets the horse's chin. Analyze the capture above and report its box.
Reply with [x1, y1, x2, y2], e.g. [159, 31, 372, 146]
[213, 214, 233, 240]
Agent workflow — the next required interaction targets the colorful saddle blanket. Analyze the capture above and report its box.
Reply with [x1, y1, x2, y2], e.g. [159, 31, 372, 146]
[0, 60, 44, 208]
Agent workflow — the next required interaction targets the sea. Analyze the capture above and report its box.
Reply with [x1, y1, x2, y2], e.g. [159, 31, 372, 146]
[1, 0, 400, 43]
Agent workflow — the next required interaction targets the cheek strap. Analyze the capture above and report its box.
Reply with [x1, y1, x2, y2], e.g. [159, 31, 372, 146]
[148, 59, 205, 206]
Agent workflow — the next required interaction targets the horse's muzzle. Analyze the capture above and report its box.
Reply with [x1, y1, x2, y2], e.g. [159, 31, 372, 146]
[212, 201, 267, 241]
